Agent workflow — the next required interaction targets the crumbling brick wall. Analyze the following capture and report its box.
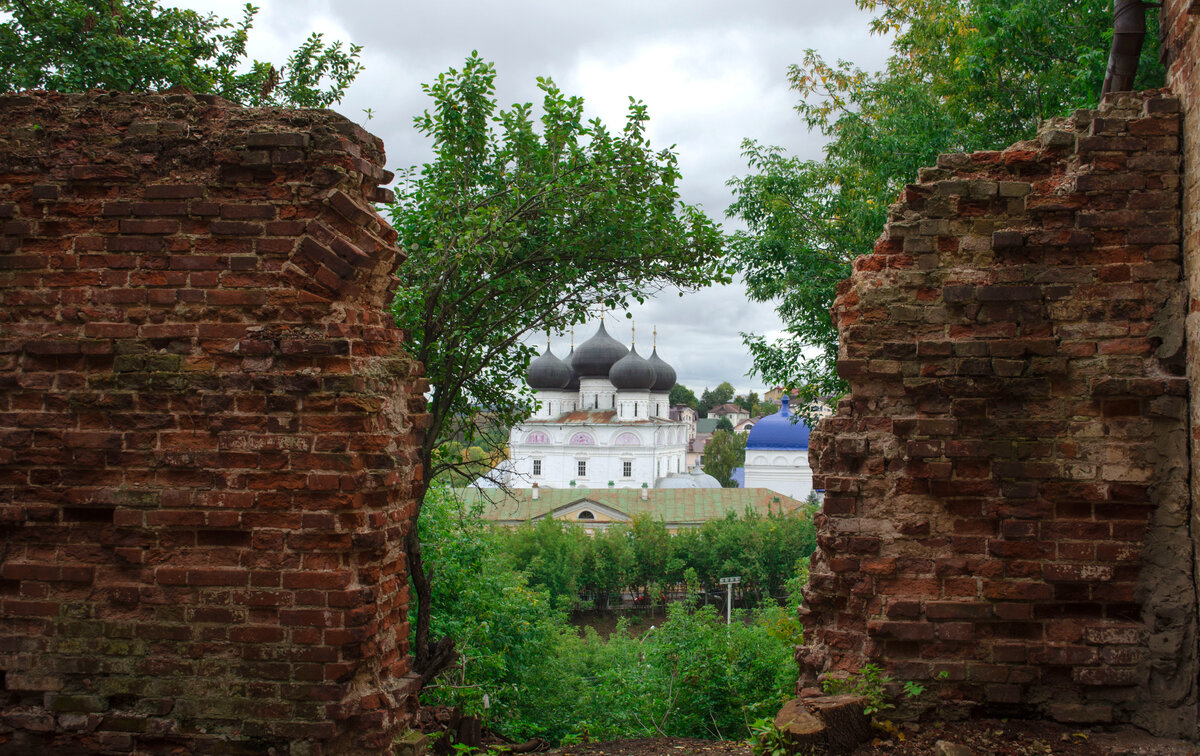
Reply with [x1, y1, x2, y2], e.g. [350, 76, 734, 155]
[1162, 6, 1200, 741]
[801, 90, 1198, 737]
[0, 91, 425, 754]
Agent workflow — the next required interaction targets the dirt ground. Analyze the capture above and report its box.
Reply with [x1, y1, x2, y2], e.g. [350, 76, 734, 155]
[543, 718, 1198, 756]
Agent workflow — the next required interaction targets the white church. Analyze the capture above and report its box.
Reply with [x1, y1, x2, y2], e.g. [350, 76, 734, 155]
[487, 321, 815, 500]
[503, 322, 702, 489]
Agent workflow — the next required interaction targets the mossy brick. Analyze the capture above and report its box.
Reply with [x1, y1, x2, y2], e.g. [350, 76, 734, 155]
[50, 695, 107, 713]
[0, 89, 415, 753]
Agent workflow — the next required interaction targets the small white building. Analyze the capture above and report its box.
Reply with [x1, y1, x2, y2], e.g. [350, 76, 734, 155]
[743, 396, 815, 501]
[506, 322, 690, 489]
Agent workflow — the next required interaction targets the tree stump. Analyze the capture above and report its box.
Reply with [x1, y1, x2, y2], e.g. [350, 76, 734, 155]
[774, 695, 870, 754]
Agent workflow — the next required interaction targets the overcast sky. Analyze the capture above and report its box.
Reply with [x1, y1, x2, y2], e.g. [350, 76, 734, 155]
[173, 0, 892, 395]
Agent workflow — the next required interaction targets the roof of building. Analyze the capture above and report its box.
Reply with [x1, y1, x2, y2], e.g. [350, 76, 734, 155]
[545, 409, 675, 425]
[458, 486, 803, 525]
[746, 396, 812, 450]
[572, 322, 628, 378]
[695, 418, 720, 434]
[710, 403, 746, 416]
[527, 346, 572, 390]
[647, 348, 676, 392]
[609, 346, 656, 390]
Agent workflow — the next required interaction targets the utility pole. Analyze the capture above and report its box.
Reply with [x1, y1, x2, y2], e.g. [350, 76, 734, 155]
[719, 576, 741, 624]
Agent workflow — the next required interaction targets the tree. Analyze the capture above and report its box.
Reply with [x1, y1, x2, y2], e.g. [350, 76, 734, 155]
[580, 525, 635, 610]
[735, 391, 759, 413]
[698, 381, 735, 417]
[669, 383, 699, 410]
[0, 1, 362, 107]
[702, 429, 746, 488]
[727, 0, 1165, 417]
[388, 53, 726, 683]
[714, 417, 734, 433]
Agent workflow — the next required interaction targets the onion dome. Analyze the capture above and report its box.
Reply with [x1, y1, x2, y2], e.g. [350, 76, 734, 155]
[609, 346, 656, 390]
[687, 462, 723, 489]
[527, 347, 572, 390]
[571, 322, 628, 378]
[563, 347, 581, 391]
[646, 348, 676, 392]
[746, 396, 812, 450]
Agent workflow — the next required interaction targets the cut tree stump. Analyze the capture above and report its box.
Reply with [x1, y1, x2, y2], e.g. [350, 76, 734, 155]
[773, 695, 871, 754]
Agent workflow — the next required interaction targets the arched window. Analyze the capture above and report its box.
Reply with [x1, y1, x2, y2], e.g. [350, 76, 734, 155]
[615, 432, 641, 446]
[568, 432, 595, 446]
[577, 510, 595, 520]
[525, 431, 550, 444]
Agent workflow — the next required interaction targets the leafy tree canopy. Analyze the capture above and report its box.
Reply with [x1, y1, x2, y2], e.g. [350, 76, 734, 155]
[703, 428, 746, 487]
[727, 0, 1165, 417]
[669, 383, 699, 410]
[389, 52, 727, 680]
[0, 0, 362, 107]
[698, 381, 736, 417]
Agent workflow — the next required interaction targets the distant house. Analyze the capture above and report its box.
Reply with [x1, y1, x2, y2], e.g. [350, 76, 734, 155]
[460, 486, 804, 534]
[670, 404, 698, 441]
[686, 417, 722, 467]
[709, 403, 749, 425]
[733, 417, 759, 433]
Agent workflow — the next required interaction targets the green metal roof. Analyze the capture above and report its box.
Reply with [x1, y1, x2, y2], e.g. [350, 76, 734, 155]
[695, 418, 720, 434]
[455, 487, 803, 526]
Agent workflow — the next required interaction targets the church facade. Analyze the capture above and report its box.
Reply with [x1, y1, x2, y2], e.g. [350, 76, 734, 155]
[743, 396, 815, 501]
[506, 322, 691, 489]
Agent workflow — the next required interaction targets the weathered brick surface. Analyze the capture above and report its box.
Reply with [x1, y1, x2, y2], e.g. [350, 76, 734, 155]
[0, 91, 424, 754]
[800, 91, 1198, 737]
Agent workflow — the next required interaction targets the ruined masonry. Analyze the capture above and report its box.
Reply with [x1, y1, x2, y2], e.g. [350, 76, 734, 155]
[0, 91, 426, 754]
[801, 90, 1198, 737]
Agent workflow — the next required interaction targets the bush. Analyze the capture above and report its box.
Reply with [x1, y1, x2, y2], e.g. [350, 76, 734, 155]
[416, 485, 805, 745]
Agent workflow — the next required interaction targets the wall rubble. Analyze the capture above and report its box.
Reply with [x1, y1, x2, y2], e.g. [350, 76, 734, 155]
[801, 90, 1198, 737]
[0, 90, 425, 754]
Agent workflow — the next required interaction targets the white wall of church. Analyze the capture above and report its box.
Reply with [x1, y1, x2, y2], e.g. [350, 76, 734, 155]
[744, 449, 814, 501]
[508, 422, 688, 489]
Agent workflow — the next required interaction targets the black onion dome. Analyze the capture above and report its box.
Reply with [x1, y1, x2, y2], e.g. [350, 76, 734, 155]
[571, 322, 628, 378]
[609, 347, 656, 390]
[647, 348, 676, 392]
[527, 347, 572, 390]
[564, 347, 581, 391]
[563, 347, 581, 391]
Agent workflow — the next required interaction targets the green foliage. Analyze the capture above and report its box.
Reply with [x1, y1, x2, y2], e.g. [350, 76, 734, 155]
[669, 384, 699, 410]
[902, 680, 925, 698]
[821, 663, 893, 715]
[735, 392, 760, 413]
[727, 0, 1165, 418]
[435, 442, 498, 487]
[419, 487, 807, 745]
[698, 382, 736, 417]
[415, 483, 572, 722]
[388, 53, 727, 478]
[580, 525, 635, 610]
[495, 507, 815, 609]
[747, 718, 791, 756]
[502, 517, 586, 611]
[702, 429, 746, 487]
[0, 0, 361, 106]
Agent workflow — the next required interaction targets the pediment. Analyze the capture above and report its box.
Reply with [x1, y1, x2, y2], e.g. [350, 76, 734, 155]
[538, 497, 631, 523]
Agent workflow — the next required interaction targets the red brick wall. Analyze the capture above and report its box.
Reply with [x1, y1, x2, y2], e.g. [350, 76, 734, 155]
[0, 91, 425, 754]
[801, 90, 1198, 737]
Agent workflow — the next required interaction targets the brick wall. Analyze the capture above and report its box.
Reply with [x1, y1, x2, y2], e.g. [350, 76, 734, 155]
[1161, 5, 1200, 743]
[800, 90, 1198, 737]
[0, 91, 425, 754]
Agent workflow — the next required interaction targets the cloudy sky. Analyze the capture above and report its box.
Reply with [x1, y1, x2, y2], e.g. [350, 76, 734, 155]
[174, 0, 892, 395]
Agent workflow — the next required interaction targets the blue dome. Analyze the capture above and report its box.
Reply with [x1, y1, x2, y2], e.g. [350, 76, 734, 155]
[746, 397, 812, 450]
